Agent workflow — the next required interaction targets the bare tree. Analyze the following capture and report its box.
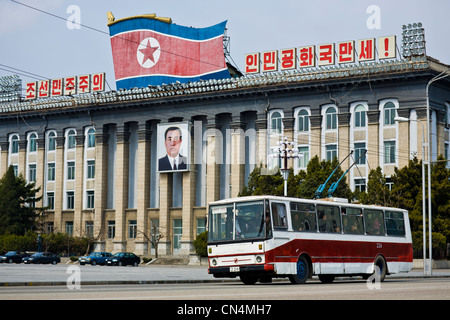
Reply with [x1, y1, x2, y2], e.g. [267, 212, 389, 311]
[137, 225, 165, 258]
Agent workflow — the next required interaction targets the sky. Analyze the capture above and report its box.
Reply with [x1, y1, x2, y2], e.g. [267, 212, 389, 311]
[0, 0, 449, 92]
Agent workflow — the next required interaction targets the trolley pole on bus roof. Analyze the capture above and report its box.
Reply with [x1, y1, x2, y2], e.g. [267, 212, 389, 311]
[276, 137, 298, 196]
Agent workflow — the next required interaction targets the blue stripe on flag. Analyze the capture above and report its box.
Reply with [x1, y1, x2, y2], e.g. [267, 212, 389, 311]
[116, 69, 231, 90]
[109, 18, 227, 41]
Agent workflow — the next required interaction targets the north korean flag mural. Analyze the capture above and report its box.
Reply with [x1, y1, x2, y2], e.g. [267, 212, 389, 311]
[108, 14, 230, 89]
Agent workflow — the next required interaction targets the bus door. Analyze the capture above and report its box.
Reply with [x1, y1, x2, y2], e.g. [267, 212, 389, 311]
[270, 201, 289, 250]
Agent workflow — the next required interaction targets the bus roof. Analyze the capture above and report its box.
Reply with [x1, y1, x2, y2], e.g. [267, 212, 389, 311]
[208, 195, 408, 213]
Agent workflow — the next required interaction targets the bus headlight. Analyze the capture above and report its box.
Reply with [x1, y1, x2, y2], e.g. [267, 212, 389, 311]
[211, 259, 217, 266]
[256, 255, 263, 263]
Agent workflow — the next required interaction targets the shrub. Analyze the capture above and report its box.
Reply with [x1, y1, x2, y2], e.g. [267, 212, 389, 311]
[193, 231, 208, 257]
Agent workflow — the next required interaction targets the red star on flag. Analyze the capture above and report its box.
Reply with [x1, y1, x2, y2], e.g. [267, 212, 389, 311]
[139, 39, 159, 64]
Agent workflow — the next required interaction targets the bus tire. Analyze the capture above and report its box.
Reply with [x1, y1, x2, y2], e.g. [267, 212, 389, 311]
[374, 255, 387, 282]
[318, 274, 335, 284]
[289, 255, 310, 284]
[240, 273, 258, 285]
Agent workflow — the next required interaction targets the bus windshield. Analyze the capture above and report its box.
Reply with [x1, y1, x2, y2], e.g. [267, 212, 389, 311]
[208, 200, 267, 242]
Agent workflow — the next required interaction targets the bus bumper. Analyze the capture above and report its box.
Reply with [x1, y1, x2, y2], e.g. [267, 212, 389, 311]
[208, 264, 275, 278]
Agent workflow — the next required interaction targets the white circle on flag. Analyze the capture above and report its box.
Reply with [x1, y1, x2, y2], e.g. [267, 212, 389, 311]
[136, 37, 161, 69]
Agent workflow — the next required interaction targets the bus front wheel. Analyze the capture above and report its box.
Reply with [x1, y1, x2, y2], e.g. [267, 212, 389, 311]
[239, 273, 258, 285]
[289, 255, 310, 284]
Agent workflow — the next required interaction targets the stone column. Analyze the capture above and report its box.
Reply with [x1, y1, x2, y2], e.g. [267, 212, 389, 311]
[35, 136, 45, 209]
[180, 124, 196, 255]
[53, 135, 65, 233]
[0, 141, 8, 175]
[158, 172, 173, 255]
[113, 124, 129, 252]
[255, 113, 267, 171]
[205, 116, 221, 205]
[18, 138, 27, 176]
[367, 109, 380, 168]
[74, 134, 85, 237]
[338, 111, 351, 172]
[230, 114, 246, 198]
[135, 122, 151, 255]
[397, 108, 411, 168]
[309, 114, 322, 159]
[93, 126, 109, 251]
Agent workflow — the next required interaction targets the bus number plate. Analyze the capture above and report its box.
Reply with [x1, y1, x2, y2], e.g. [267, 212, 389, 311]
[230, 267, 240, 272]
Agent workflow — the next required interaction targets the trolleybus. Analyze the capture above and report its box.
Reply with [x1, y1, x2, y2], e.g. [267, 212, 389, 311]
[207, 195, 413, 284]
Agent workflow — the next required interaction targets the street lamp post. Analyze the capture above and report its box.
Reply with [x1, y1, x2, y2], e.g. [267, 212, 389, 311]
[425, 68, 450, 275]
[276, 137, 297, 196]
[395, 116, 427, 275]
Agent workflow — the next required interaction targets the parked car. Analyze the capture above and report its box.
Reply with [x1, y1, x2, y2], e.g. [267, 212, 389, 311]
[79, 252, 113, 265]
[0, 251, 29, 264]
[22, 252, 60, 264]
[105, 252, 140, 266]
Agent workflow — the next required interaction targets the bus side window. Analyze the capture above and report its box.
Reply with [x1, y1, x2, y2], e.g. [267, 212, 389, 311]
[271, 202, 287, 229]
[317, 204, 341, 233]
[342, 207, 364, 235]
[385, 211, 405, 236]
[364, 209, 385, 235]
[290, 202, 317, 232]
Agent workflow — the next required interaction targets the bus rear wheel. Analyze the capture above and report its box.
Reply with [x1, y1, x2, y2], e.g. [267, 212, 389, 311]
[289, 255, 310, 284]
[374, 255, 387, 282]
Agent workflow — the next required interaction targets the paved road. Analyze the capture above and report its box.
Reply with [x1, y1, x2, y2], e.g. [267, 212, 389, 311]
[0, 263, 449, 286]
[1, 278, 449, 300]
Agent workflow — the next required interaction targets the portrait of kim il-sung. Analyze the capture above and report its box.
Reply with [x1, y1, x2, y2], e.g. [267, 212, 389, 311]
[157, 122, 190, 172]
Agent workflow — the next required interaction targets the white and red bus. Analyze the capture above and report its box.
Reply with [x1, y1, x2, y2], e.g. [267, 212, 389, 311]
[207, 195, 413, 284]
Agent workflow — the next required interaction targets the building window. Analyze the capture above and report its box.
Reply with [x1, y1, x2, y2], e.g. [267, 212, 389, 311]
[298, 109, 309, 132]
[384, 102, 396, 126]
[298, 146, 309, 168]
[354, 178, 366, 192]
[67, 129, 76, 149]
[271, 111, 283, 134]
[66, 191, 74, 210]
[325, 107, 337, 130]
[85, 221, 94, 238]
[48, 132, 56, 151]
[87, 160, 95, 179]
[173, 219, 182, 250]
[128, 220, 137, 239]
[29, 133, 37, 152]
[384, 141, 396, 164]
[326, 144, 337, 161]
[107, 221, 115, 239]
[354, 104, 366, 128]
[354, 142, 366, 165]
[86, 190, 95, 209]
[28, 164, 36, 182]
[66, 221, 73, 236]
[12, 165, 18, 177]
[47, 163, 55, 181]
[87, 128, 95, 148]
[47, 192, 54, 210]
[67, 161, 75, 180]
[10, 134, 19, 154]
[196, 218, 206, 235]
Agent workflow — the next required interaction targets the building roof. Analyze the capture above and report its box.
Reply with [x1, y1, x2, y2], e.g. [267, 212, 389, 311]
[0, 56, 448, 118]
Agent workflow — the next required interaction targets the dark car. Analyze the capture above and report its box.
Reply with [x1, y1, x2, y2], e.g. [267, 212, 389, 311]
[79, 252, 113, 265]
[22, 252, 60, 264]
[106, 252, 140, 266]
[0, 251, 29, 264]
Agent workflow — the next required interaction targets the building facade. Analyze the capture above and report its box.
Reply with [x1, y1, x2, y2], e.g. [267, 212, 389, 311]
[0, 56, 449, 257]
